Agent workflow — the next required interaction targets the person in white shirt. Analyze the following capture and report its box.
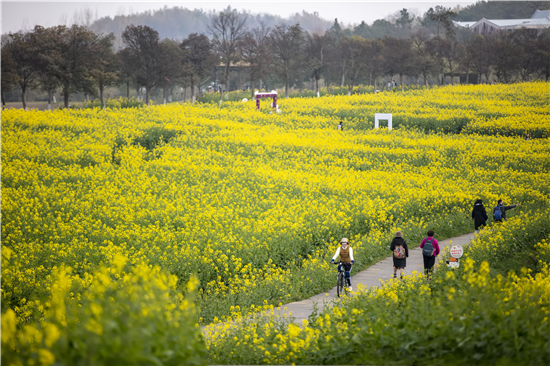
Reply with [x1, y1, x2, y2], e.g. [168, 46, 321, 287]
[330, 238, 355, 291]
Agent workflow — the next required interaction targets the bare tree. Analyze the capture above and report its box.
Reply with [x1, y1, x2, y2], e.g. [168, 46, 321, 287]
[469, 35, 494, 84]
[180, 33, 216, 103]
[440, 36, 461, 85]
[410, 30, 436, 86]
[270, 23, 305, 98]
[89, 33, 118, 109]
[239, 23, 272, 99]
[208, 10, 248, 103]
[343, 36, 369, 95]
[117, 48, 137, 100]
[364, 38, 385, 91]
[305, 32, 329, 97]
[1, 45, 19, 109]
[383, 36, 413, 91]
[122, 25, 164, 106]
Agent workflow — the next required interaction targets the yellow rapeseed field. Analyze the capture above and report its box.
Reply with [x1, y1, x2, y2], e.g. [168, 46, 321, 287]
[1, 82, 549, 365]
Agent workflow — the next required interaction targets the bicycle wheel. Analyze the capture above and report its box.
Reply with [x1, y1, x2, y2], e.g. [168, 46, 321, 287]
[336, 272, 344, 297]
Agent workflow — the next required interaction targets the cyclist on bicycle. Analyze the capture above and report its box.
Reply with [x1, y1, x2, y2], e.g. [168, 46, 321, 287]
[330, 238, 355, 291]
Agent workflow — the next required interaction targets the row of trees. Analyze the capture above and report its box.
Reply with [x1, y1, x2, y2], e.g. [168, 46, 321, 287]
[3, 7, 550, 109]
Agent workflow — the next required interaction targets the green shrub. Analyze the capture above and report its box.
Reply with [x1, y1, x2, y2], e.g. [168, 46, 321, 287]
[1, 257, 206, 366]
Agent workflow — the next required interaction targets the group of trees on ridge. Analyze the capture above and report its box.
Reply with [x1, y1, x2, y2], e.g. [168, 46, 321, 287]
[2, 1, 550, 109]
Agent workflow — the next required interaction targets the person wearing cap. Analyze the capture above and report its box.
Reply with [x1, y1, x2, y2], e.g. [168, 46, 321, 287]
[330, 238, 355, 291]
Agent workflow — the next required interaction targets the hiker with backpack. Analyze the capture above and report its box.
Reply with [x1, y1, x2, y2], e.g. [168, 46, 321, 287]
[420, 230, 440, 280]
[471, 199, 488, 233]
[390, 231, 409, 279]
[493, 199, 519, 223]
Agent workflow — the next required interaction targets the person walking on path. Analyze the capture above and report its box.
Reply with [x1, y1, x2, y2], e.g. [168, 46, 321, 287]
[420, 230, 440, 280]
[390, 231, 409, 279]
[330, 238, 355, 291]
[493, 199, 519, 223]
[471, 199, 488, 233]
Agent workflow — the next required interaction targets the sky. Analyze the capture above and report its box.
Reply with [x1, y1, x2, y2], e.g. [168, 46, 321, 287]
[2, 0, 478, 34]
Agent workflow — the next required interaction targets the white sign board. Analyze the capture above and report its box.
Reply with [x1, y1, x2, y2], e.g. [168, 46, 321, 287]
[450, 245, 464, 259]
[448, 261, 460, 269]
[375, 113, 392, 130]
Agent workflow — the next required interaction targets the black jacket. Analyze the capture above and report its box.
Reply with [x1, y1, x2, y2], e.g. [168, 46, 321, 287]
[390, 237, 409, 257]
[472, 203, 488, 228]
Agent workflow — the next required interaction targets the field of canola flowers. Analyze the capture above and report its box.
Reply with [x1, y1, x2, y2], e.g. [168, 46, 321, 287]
[2, 82, 550, 365]
[206, 208, 550, 365]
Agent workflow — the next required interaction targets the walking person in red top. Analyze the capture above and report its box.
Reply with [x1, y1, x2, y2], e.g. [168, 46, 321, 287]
[420, 230, 440, 280]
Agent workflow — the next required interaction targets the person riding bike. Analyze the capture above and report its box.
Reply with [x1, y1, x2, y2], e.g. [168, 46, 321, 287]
[330, 238, 355, 291]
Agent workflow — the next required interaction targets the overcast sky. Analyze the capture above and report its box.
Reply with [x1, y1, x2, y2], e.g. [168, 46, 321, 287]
[2, 0, 477, 34]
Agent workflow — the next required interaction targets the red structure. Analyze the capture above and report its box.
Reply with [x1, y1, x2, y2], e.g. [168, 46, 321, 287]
[255, 91, 278, 110]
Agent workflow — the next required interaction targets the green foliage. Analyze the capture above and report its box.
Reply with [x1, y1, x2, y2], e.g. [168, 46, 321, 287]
[1, 257, 207, 366]
[454, 1, 549, 21]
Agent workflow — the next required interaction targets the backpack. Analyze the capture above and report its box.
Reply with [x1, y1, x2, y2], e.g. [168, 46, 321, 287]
[494, 206, 503, 220]
[393, 241, 406, 259]
[422, 238, 434, 257]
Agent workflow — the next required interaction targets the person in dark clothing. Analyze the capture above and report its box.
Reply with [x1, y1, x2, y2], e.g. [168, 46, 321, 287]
[390, 231, 409, 279]
[471, 199, 488, 233]
[493, 199, 519, 223]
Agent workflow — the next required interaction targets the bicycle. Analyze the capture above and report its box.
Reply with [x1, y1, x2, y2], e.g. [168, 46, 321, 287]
[334, 261, 353, 297]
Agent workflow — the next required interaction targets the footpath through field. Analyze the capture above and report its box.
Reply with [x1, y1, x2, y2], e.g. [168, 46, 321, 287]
[275, 232, 475, 325]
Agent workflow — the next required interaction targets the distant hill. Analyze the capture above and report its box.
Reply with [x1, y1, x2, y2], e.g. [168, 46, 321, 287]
[88, 6, 333, 50]
[85, 1, 550, 49]
[454, 0, 550, 21]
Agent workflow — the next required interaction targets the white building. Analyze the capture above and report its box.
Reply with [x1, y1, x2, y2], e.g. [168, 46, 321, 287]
[453, 9, 550, 35]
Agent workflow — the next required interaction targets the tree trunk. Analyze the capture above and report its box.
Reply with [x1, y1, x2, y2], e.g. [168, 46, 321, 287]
[146, 86, 151, 106]
[465, 66, 470, 84]
[64, 85, 70, 109]
[400, 73, 404, 92]
[48, 90, 53, 111]
[285, 74, 289, 98]
[191, 79, 195, 103]
[238, 67, 241, 91]
[2, 90, 6, 109]
[100, 87, 105, 110]
[259, 78, 263, 91]
[316, 78, 319, 97]
[163, 84, 167, 105]
[285, 63, 289, 98]
[250, 79, 255, 100]
[126, 82, 130, 99]
[221, 62, 230, 104]
[21, 86, 27, 111]
[450, 65, 455, 86]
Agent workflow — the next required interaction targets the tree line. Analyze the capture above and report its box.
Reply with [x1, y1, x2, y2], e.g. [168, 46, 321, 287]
[2, 5, 550, 109]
